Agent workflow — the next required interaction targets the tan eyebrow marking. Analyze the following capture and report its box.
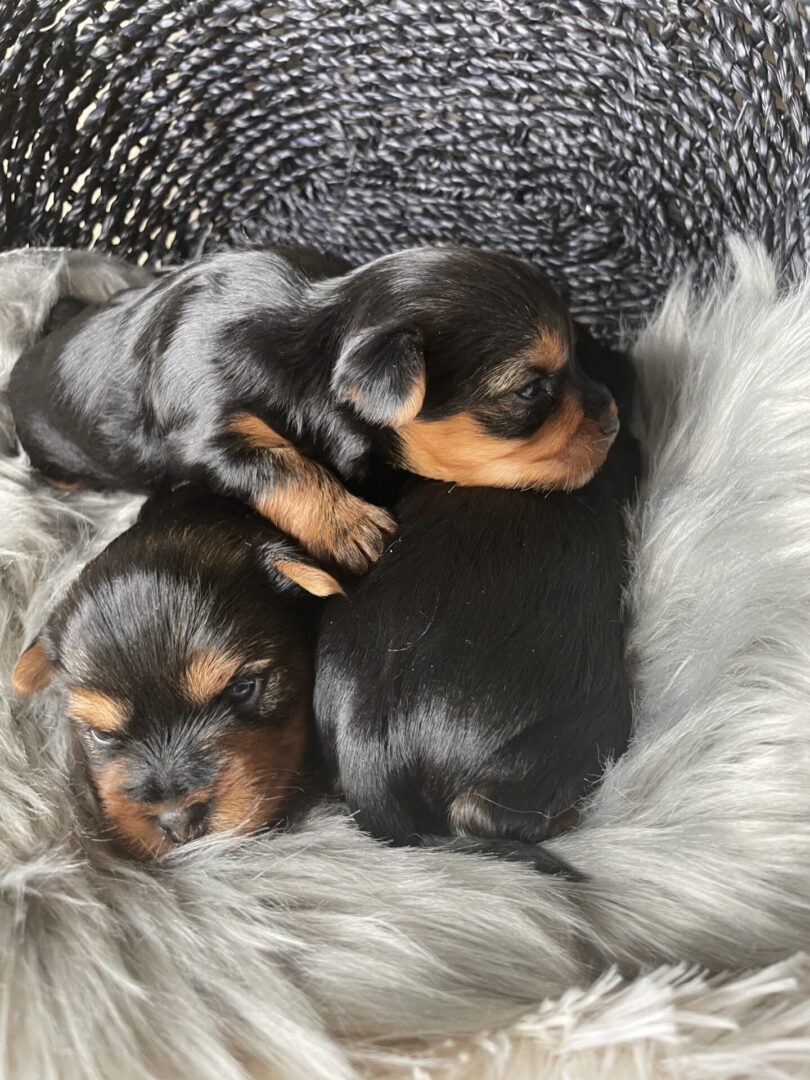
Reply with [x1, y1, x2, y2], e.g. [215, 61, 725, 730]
[532, 327, 568, 373]
[181, 649, 243, 705]
[483, 327, 570, 396]
[68, 688, 130, 732]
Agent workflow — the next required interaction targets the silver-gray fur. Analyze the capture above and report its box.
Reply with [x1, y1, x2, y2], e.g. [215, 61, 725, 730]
[2, 242, 810, 1078]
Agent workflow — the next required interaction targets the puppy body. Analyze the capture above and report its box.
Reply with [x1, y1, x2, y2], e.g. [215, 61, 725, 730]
[315, 332, 639, 873]
[10, 250, 355, 482]
[9, 246, 617, 572]
[12, 489, 342, 857]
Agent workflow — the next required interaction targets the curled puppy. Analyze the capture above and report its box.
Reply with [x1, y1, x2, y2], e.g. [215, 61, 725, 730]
[11, 490, 341, 858]
[9, 245, 617, 573]
[315, 330, 640, 875]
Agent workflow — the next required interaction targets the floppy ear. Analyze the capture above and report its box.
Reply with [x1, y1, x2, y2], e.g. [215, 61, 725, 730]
[11, 640, 55, 695]
[258, 544, 345, 599]
[332, 325, 426, 428]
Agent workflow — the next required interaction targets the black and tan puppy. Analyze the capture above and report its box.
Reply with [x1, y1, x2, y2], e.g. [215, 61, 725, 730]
[9, 246, 618, 573]
[12, 490, 341, 858]
[315, 330, 639, 874]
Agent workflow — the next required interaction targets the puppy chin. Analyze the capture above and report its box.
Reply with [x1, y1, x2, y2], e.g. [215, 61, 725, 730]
[105, 817, 174, 860]
[107, 815, 211, 860]
[101, 793, 281, 861]
[539, 431, 615, 493]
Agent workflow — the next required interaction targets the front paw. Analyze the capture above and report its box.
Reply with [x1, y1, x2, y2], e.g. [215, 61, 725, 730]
[322, 494, 397, 574]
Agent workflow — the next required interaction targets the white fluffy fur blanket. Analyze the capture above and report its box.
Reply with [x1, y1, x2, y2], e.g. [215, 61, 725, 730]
[1, 242, 810, 1080]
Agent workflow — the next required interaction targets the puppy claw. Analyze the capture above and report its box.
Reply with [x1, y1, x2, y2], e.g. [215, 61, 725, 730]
[326, 497, 397, 575]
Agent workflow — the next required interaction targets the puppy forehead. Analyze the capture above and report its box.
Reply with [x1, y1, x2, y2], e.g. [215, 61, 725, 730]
[60, 567, 277, 686]
[65, 569, 213, 652]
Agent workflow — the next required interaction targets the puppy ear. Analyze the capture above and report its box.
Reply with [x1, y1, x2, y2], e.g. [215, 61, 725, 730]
[332, 325, 426, 428]
[11, 640, 55, 695]
[258, 544, 344, 598]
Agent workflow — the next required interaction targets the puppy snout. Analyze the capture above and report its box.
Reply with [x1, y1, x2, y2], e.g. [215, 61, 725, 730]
[157, 800, 209, 845]
[600, 401, 620, 437]
[581, 379, 612, 420]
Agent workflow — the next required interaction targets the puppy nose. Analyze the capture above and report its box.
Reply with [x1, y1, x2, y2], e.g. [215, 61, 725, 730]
[157, 801, 209, 845]
[600, 402, 620, 437]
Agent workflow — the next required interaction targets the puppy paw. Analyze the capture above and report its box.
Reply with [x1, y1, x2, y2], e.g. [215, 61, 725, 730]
[323, 494, 397, 574]
[251, 462, 396, 574]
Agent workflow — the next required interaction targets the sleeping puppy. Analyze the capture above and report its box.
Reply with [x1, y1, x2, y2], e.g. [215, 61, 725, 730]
[11, 489, 341, 858]
[315, 330, 640, 875]
[9, 246, 618, 573]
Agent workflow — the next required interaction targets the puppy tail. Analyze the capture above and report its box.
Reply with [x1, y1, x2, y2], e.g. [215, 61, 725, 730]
[416, 835, 583, 880]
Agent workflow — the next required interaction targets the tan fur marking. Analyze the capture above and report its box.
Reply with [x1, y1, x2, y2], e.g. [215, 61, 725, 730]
[397, 389, 611, 492]
[548, 805, 581, 838]
[275, 559, 344, 597]
[449, 789, 499, 838]
[226, 410, 293, 449]
[95, 754, 218, 859]
[484, 329, 569, 396]
[93, 710, 309, 859]
[387, 371, 427, 428]
[532, 326, 568, 373]
[95, 761, 173, 859]
[227, 412, 395, 572]
[256, 467, 395, 574]
[228, 412, 291, 450]
[44, 476, 86, 492]
[451, 789, 581, 842]
[211, 713, 309, 834]
[68, 688, 129, 732]
[11, 642, 54, 695]
[96, 772, 213, 859]
[181, 650, 242, 705]
[483, 359, 537, 396]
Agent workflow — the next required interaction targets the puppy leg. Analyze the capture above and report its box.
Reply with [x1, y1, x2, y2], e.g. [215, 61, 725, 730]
[210, 413, 396, 573]
[449, 785, 579, 845]
[419, 835, 581, 879]
[42, 475, 87, 492]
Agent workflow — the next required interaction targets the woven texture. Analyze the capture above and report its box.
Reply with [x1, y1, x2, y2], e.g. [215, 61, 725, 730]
[1, 1, 809, 339]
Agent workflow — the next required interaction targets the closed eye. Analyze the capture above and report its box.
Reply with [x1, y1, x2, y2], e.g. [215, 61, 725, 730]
[86, 727, 121, 748]
[224, 672, 263, 706]
[513, 375, 555, 402]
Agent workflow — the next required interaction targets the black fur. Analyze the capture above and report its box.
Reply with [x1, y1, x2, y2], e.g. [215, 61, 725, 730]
[314, 330, 640, 876]
[24, 488, 331, 856]
[9, 245, 614, 573]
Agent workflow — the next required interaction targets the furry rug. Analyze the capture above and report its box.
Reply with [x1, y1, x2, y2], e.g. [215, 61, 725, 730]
[1, 242, 810, 1080]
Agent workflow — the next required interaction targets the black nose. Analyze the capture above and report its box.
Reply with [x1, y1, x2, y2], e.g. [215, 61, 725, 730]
[157, 801, 209, 845]
[600, 406, 620, 437]
[581, 378, 613, 421]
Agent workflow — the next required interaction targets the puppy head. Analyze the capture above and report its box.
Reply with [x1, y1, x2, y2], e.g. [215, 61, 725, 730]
[333, 247, 618, 491]
[12, 497, 341, 858]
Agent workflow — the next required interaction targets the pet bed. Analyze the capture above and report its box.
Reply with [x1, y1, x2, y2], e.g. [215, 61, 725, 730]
[2, 2, 810, 1077]
[3, 237, 810, 1080]
[1, 1, 808, 342]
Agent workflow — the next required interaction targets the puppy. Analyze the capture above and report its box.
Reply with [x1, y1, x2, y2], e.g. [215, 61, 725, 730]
[9, 246, 618, 573]
[11, 490, 342, 858]
[315, 330, 640, 874]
